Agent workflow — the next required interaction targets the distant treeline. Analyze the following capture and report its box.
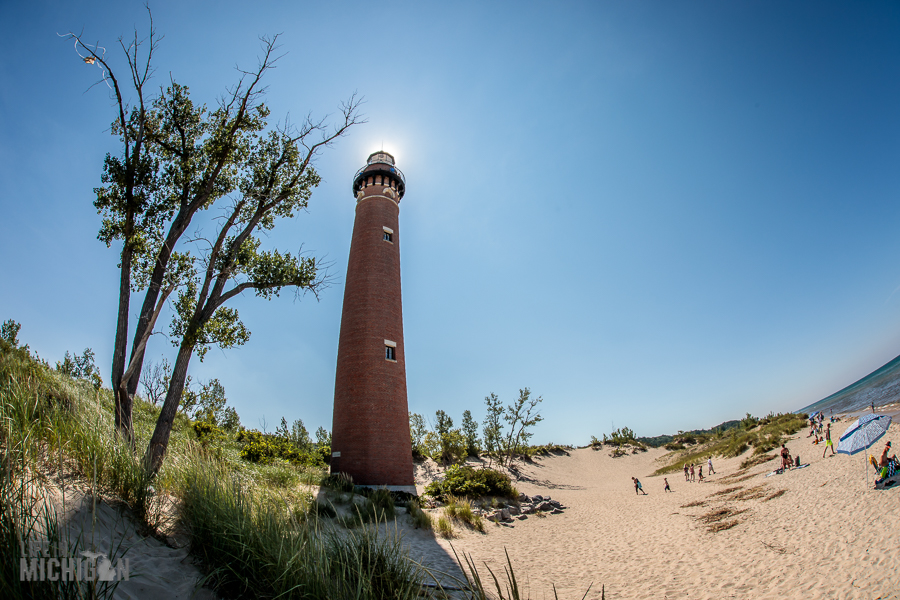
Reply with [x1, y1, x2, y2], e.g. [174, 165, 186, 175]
[636, 420, 741, 448]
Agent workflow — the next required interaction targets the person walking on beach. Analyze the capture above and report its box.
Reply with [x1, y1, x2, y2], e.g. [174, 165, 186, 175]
[823, 423, 835, 457]
[684, 463, 689, 482]
[698, 465, 704, 482]
[633, 477, 647, 495]
[707, 457, 715, 475]
[690, 463, 695, 482]
[664, 478, 671, 492]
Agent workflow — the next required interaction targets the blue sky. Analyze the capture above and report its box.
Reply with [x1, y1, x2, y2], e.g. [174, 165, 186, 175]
[2, 1, 900, 443]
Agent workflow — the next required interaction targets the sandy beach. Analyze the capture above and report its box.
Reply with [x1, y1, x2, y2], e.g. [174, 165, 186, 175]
[401, 417, 900, 600]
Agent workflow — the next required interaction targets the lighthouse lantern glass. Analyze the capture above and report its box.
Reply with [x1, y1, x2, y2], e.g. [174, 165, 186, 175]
[368, 152, 394, 166]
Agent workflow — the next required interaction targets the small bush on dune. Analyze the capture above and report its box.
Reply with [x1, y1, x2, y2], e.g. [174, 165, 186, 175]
[424, 465, 517, 501]
[193, 420, 224, 446]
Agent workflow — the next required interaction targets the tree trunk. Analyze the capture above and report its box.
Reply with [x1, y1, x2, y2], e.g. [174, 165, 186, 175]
[126, 216, 187, 402]
[112, 244, 134, 446]
[144, 339, 194, 475]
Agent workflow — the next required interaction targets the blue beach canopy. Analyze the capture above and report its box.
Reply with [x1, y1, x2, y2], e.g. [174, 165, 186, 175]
[836, 414, 892, 455]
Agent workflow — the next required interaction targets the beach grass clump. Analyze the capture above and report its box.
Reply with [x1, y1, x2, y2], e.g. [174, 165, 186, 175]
[443, 496, 485, 532]
[339, 488, 398, 528]
[320, 472, 355, 493]
[408, 499, 432, 530]
[527, 443, 571, 458]
[424, 465, 517, 501]
[179, 460, 425, 599]
[436, 515, 454, 538]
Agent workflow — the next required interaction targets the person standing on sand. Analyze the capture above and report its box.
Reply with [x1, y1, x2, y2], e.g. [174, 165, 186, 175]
[684, 464, 689, 482]
[664, 478, 671, 492]
[707, 457, 715, 475]
[823, 423, 835, 457]
[780, 444, 792, 471]
[633, 477, 647, 495]
[698, 465, 704, 482]
[690, 463, 695, 482]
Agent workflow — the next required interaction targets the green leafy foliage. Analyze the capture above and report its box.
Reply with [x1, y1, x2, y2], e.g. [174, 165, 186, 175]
[315, 426, 331, 448]
[424, 465, 517, 501]
[422, 429, 467, 465]
[409, 412, 428, 458]
[461, 409, 481, 457]
[55, 348, 102, 388]
[602, 426, 640, 447]
[498, 388, 544, 466]
[482, 393, 503, 458]
[1, 319, 21, 347]
[236, 429, 324, 468]
[193, 420, 224, 447]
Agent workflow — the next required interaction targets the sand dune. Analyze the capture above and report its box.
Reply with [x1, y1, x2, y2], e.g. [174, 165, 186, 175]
[404, 418, 900, 600]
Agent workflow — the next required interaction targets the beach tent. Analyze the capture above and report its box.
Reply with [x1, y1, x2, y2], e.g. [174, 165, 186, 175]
[836, 414, 892, 489]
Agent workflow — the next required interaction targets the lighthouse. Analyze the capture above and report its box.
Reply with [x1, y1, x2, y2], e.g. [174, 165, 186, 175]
[330, 151, 415, 493]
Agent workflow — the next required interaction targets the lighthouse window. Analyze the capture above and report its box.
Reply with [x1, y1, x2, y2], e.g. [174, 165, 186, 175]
[383, 232, 392, 242]
[385, 346, 396, 361]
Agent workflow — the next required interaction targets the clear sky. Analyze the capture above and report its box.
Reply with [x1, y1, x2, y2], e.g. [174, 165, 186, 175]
[2, 1, 900, 443]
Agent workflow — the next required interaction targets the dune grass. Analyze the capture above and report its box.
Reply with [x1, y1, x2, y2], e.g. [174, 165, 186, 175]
[0, 340, 437, 599]
[653, 412, 808, 476]
[444, 496, 485, 532]
[407, 499, 433, 530]
[179, 461, 427, 599]
[1, 337, 602, 598]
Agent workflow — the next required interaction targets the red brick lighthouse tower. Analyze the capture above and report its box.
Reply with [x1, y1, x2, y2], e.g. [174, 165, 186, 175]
[330, 151, 415, 492]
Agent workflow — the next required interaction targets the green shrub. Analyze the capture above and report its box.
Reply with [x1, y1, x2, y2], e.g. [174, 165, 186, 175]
[422, 429, 467, 465]
[193, 420, 224, 446]
[424, 465, 517, 501]
[236, 429, 325, 468]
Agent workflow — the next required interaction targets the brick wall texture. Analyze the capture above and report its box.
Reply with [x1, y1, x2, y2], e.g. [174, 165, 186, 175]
[330, 176, 415, 487]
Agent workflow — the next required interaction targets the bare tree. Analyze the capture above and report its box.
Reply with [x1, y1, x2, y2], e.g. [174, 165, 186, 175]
[140, 358, 170, 405]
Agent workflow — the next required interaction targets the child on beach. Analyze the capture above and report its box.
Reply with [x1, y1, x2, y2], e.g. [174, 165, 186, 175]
[698, 465, 704, 482]
[690, 464, 695, 482]
[707, 457, 715, 475]
[664, 478, 671, 492]
[684, 464, 689, 482]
